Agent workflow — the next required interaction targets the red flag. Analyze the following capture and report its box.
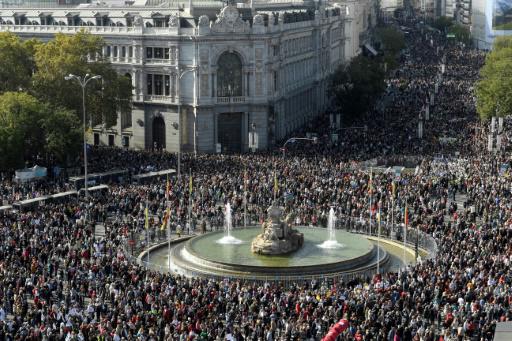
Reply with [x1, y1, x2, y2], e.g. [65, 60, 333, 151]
[404, 204, 409, 228]
[322, 319, 349, 341]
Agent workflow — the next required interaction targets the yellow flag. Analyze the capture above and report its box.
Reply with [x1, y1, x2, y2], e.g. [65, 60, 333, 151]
[144, 207, 149, 229]
[189, 175, 193, 194]
[273, 171, 278, 194]
[161, 206, 170, 231]
[165, 176, 170, 200]
[392, 181, 396, 198]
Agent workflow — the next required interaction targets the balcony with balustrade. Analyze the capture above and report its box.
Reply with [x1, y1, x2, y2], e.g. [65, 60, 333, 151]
[216, 96, 246, 104]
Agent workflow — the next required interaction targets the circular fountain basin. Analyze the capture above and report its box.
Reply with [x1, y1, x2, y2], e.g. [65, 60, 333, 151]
[161, 227, 389, 280]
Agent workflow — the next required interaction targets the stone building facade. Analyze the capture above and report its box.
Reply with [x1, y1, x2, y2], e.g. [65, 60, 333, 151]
[0, 1, 358, 153]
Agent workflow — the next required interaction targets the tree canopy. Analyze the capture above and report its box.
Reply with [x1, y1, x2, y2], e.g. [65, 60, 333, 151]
[432, 16, 453, 32]
[475, 37, 512, 121]
[0, 31, 131, 171]
[0, 32, 37, 93]
[375, 26, 405, 70]
[0, 92, 82, 171]
[32, 31, 132, 128]
[448, 24, 471, 45]
[328, 55, 386, 125]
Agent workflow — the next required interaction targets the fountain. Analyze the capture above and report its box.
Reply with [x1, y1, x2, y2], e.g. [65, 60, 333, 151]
[318, 208, 344, 249]
[216, 203, 243, 244]
[150, 203, 394, 281]
[251, 202, 304, 255]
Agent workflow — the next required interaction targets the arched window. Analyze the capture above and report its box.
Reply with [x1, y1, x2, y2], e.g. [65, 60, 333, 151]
[216, 52, 243, 97]
[124, 73, 132, 83]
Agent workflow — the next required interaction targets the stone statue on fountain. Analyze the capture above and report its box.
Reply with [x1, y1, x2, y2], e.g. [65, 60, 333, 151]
[251, 202, 304, 255]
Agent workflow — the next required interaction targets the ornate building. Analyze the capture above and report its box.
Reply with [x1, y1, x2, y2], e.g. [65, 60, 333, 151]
[0, 0, 353, 153]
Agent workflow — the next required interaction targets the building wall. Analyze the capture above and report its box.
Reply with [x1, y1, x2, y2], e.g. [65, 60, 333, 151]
[471, 0, 511, 50]
[1, 2, 350, 152]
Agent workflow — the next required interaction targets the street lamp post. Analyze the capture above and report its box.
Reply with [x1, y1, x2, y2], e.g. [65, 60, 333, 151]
[65, 73, 102, 198]
[281, 137, 318, 158]
[176, 67, 196, 180]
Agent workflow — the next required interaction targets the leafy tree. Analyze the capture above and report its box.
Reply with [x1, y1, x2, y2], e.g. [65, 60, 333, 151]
[432, 16, 453, 32]
[476, 37, 512, 121]
[0, 126, 24, 171]
[375, 27, 405, 57]
[0, 92, 83, 171]
[0, 32, 38, 93]
[375, 26, 405, 70]
[448, 24, 471, 45]
[0, 92, 46, 170]
[328, 56, 386, 124]
[43, 108, 82, 165]
[32, 31, 132, 128]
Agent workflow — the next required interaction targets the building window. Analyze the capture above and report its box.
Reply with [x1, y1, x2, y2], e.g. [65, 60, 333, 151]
[113, 46, 118, 58]
[164, 75, 170, 96]
[147, 74, 153, 95]
[217, 52, 243, 97]
[126, 16, 133, 27]
[154, 47, 163, 59]
[146, 47, 153, 59]
[153, 17, 167, 27]
[164, 48, 170, 59]
[96, 15, 109, 26]
[94, 133, 100, 146]
[122, 136, 130, 147]
[129, 46, 133, 58]
[108, 135, 115, 146]
[154, 75, 163, 95]
[121, 46, 126, 58]
[40, 15, 53, 25]
[67, 15, 80, 26]
[106, 46, 111, 57]
[14, 15, 26, 25]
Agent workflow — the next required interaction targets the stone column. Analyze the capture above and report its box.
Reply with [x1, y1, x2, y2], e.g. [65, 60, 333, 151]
[138, 71, 144, 97]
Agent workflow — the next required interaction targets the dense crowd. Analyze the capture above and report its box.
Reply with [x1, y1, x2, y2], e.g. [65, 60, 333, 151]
[0, 16, 510, 341]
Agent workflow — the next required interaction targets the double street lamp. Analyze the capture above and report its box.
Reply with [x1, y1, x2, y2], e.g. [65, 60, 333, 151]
[65, 73, 102, 198]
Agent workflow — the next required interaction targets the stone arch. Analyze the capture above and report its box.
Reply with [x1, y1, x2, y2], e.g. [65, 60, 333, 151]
[216, 51, 243, 97]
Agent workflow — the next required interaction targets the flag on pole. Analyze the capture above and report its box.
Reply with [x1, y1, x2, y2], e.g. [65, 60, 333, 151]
[189, 174, 193, 194]
[145, 206, 149, 229]
[274, 171, 278, 195]
[404, 204, 408, 228]
[165, 176, 170, 201]
[244, 168, 248, 191]
[392, 181, 396, 198]
[377, 205, 381, 225]
[161, 206, 170, 231]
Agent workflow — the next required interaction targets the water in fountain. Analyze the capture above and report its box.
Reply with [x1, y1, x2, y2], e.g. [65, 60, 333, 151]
[217, 203, 243, 244]
[318, 207, 344, 249]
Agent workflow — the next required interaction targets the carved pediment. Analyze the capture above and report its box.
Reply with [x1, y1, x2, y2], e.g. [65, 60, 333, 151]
[212, 4, 249, 33]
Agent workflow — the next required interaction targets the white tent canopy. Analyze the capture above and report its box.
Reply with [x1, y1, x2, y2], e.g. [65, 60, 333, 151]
[15, 165, 47, 182]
